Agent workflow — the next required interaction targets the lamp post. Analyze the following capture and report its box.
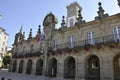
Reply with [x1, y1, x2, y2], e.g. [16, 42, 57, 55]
[118, 0, 120, 7]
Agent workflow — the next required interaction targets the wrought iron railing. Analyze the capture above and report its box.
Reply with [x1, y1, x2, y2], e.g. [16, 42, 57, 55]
[13, 48, 44, 58]
[48, 34, 120, 52]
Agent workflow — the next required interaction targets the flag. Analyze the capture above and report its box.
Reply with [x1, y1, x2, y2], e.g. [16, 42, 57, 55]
[40, 33, 45, 41]
[37, 34, 40, 42]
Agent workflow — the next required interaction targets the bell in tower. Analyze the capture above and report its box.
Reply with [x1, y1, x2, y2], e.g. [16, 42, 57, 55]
[66, 2, 82, 27]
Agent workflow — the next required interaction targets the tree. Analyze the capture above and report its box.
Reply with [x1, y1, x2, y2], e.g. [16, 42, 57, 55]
[2, 56, 11, 68]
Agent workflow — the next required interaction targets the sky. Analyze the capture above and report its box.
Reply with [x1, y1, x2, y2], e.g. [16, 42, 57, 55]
[0, 0, 119, 47]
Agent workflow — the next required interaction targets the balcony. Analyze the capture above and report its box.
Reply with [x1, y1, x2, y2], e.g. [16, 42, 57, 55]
[48, 34, 120, 54]
[13, 48, 44, 58]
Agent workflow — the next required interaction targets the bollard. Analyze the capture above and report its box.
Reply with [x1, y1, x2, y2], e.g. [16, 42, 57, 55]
[1, 77, 4, 80]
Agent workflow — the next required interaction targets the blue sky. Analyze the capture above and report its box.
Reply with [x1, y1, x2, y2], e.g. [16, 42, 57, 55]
[0, 0, 119, 47]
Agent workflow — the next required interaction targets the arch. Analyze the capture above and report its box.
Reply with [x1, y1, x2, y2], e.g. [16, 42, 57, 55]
[48, 58, 57, 77]
[113, 54, 120, 80]
[18, 60, 24, 73]
[64, 56, 76, 79]
[12, 60, 17, 72]
[26, 59, 32, 74]
[85, 55, 100, 80]
[35, 59, 43, 75]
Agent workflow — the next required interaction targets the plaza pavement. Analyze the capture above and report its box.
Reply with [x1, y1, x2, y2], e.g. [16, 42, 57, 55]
[0, 69, 61, 80]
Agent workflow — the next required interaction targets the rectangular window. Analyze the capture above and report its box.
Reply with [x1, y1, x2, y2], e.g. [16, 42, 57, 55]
[3, 42, 5, 46]
[1, 48, 4, 52]
[30, 45, 34, 53]
[113, 27, 120, 41]
[53, 39, 57, 47]
[4, 36, 6, 40]
[88, 32, 95, 45]
[23, 46, 25, 54]
[68, 36, 74, 48]
[69, 19, 74, 27]
[53, 39, 57, 51]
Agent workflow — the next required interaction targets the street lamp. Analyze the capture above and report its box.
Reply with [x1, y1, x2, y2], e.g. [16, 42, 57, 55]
[118, 0, 120, 7]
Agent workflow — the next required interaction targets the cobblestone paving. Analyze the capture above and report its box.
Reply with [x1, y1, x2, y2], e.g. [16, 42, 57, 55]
[0, 69, 51, 80]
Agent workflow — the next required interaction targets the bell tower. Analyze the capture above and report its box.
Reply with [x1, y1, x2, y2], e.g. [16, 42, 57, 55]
[66, 2, 82, 27]
[43, 12, 58, 40]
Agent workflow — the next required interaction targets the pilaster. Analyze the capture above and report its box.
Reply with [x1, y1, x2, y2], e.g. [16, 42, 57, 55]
[101, 57, 113, 80]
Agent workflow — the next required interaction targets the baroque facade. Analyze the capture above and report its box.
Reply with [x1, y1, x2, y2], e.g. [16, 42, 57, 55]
[0, 27, 9, 67]
[10, 2, 120, 80]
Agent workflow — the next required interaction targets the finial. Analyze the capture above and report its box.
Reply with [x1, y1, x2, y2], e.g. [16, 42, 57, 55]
[77, 10, 83, 22]
[28, 28, 32, 39]
[22, 32, 25, 40]
[98, 2, 101, 6]
[95, 2, 108, 20]
[62, 16, 65, 24]
[38, 25, 41, 33]
[61, 16, 65, 27]
[98, 2, 104, 14]
[118, 0, 120, 7]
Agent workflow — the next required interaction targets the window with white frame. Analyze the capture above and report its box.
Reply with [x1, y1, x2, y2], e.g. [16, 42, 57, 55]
[1, 48, 4, 52]
[53, 39, 57, 51]
[22, 46, 25, 54]
[69, 19, 74, 27]
[30, 44, 34, 53]
[113, 27, 120, 41]
[88, 32, 95, 45]
[68, 36, 74, 48]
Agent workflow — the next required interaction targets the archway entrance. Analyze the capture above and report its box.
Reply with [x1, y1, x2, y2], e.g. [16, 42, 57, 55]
[12, 60, 17, 72]
[35, 59, 43, 75]
[113, 54, 120, 80]
[18, 60, 24, 73]
[48, 58, 57, 77]
[85, 55, 100, 80]
[26, 59, 32, 74]
[64, 56, 75, 79]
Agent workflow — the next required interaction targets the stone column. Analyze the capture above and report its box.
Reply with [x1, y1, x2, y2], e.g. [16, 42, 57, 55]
[32, 59, 36, 75]
[9, 59, 13, 72]
[42, 40, 48, 76]
[57, 60, 64, 79]
[100, 57, 113, 80]
[23, 59, 27, 74]
[75, 61, 86, 80]
[16, 59, 19, 73]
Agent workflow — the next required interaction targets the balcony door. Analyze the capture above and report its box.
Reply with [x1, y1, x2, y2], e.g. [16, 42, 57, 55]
[88, 32, 95, 45]
[113, 27, 120, 42]
[68, 36, 74, 48]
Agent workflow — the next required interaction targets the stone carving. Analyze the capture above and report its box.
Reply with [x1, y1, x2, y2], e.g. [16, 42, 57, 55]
[95, 2, 109, 20]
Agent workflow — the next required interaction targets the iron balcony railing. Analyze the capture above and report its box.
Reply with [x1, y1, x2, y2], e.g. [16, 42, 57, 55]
[48, 34, 120, 52]
[13, 48, 44, 58]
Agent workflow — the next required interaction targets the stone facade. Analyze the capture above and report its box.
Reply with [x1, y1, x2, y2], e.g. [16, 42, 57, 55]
[0, 27, 9, 67]
[10, 2, 120, 80]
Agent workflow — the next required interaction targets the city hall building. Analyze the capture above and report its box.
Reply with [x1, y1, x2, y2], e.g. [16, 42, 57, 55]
[10, 2, 120, 80]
